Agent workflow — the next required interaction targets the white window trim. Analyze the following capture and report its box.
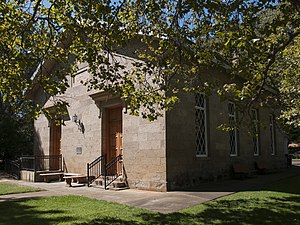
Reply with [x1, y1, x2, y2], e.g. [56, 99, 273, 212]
[270, 114, 276, 155]
[195, 93, 208, 157]
[229, 102, 238, 157]
[251, 109, 260, 156]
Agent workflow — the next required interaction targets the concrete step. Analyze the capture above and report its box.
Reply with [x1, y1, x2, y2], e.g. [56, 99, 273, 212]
[92, 175, 128, 190]
[112, 181, 127, 188]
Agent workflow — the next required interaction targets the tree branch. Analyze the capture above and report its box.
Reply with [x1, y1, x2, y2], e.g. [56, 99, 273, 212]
[29, 0, 43, 22]
[288, 0, 300, 13]
[249, 30, 300, 108]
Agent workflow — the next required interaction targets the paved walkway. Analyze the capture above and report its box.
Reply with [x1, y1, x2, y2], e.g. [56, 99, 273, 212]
[1, 166, 300, 214]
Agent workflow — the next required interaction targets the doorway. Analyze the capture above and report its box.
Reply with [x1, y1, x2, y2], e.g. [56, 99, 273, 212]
[49, 120, 61, 170]
[104, 106, 123, 175]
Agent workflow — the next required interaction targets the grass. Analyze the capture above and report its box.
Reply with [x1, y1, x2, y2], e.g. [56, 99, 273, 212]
[180, 175, 300, 225]
[0, 195, 154, 225]
[0, 176, 300, 225]
[0, 182, 42, 195]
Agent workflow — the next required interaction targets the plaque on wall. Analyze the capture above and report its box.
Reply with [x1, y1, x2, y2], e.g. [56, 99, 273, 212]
[76, 147, 82, 155]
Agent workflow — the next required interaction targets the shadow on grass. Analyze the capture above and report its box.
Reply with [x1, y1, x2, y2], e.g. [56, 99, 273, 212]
[77, 217, 142, 225]
[1, 196, 300, 225]
[136, 195, 300, 225]
[180, 167, 300, 194]
[1, 175, 300, 225]
[0, 199, 143, 225]
[259, 176, 300, 195]
[0, 199, 75, 225]
[74, 195, 300, 225]
[1, 193, 300, 225]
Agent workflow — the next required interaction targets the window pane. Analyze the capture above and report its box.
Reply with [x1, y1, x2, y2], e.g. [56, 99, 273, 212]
[229, 102, 237, 156]
[251, 109, 259, 156]
[270, 114, 276, 155]
[195, 93, 207, 157]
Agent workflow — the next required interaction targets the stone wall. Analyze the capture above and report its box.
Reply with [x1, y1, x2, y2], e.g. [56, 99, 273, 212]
[33, 52, 287, 192]
[166, 91, 287, 190]
[33, 67, 102, 174]
[33, 56, 168, 191]
[61, 69, 101, 174]
[34, 113, 51, 156]
[20, 170, 36, 182]
[123, 114, 167, 191]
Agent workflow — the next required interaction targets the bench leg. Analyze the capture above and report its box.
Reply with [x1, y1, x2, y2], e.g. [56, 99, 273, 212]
[65, 178, 72, 187]
[77, 177, 87, 184]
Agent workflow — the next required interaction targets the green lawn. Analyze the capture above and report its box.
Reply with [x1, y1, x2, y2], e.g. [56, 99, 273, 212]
[180, 175, 300, 225]
[0, 182, 42, 195]
[0, 176, 300, 225]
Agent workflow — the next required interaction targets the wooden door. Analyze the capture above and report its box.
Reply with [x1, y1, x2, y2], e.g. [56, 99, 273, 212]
[49, 120, 61, 170]
[105, 106, 123, 175]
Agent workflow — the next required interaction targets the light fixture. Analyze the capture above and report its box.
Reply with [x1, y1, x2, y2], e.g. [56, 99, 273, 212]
[72, 114, 77, 122]
[73, 114, 84, 133]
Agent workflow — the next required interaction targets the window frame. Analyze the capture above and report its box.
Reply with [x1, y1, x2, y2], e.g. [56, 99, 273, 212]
[195, 93, 208, 157]
[269, 114, 276, 155]
[251, 108, 260, 156]
[228, 101, 238, 157]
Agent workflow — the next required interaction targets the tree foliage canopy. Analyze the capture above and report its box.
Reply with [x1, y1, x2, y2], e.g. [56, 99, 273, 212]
[0, 0, 299, 134]
[0, 93, 33, 160]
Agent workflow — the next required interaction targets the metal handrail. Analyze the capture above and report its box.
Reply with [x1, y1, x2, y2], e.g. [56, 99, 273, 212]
[4, 159, 21, 179]
[87, 155, 105, 187]
[87, 154, 123, 189]
[19, 155, 62, 172]
[104, 154, 123, 189]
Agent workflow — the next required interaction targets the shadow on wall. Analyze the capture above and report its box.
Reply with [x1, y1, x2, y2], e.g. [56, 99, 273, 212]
[34, 102, 74, 156]
[33, 130, 43, 157]
[63, 158, 68, 173]
[170, 169, 230, 191]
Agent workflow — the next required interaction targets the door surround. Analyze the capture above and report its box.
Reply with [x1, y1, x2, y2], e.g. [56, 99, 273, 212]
[104, 105, 123, 162]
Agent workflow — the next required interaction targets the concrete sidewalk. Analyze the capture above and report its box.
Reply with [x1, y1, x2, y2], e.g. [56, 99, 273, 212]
[1, 166, 300, 214]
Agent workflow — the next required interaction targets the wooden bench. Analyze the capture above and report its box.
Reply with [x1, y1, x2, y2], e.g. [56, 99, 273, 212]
[63, 173, 81, 177]
[232, 162, 250, 178]
[255, 160, 269, 174]
[63, 175, 88, 187]
[39, 172, 64, 182]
